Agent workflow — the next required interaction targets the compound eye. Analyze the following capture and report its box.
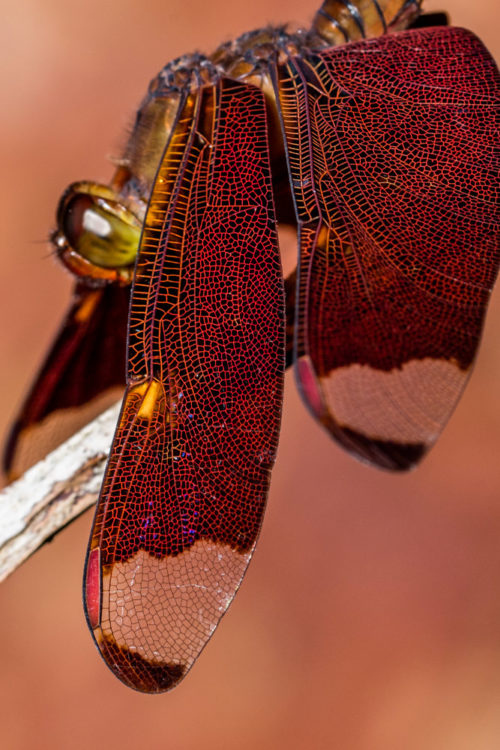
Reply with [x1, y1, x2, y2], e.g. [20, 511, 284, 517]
[54, 181, 143, 281]
[62, 191, 140, 268]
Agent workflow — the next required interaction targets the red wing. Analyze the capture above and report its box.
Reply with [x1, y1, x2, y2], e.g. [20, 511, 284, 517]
[276, 27, 500, 470]
[4, 282, 129, 479]
[84, 78, 284, 692]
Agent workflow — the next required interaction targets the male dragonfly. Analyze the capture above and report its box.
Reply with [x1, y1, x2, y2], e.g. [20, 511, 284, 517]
[5, 0, 500, 691]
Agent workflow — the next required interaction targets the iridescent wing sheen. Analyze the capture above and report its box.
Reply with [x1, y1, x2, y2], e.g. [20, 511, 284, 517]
[4, 282, 129, 479]
[276, 27, 500, 470]
[83, 77, 284, 692]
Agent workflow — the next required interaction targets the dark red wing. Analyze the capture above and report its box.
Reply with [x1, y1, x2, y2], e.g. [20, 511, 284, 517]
[83, 77, 284, 692]
[276, 27, 500, 470]
[4, 282, 129, 479]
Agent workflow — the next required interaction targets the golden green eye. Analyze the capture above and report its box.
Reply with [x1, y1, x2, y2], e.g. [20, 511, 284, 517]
[55, 182, 142, 276]
[62, 193, 140, 268]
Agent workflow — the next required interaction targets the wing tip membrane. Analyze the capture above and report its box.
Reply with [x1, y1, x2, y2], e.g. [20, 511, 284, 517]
[97, 634, 187, 693]
[296, 357, 427, 470]
[332, 424, 426, 472]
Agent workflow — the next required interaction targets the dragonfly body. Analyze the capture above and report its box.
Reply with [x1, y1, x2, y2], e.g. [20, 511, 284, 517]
[5, 0, 500, 691]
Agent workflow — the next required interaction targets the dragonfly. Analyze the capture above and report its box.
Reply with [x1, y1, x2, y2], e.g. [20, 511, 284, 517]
[5, 0, 500, 692]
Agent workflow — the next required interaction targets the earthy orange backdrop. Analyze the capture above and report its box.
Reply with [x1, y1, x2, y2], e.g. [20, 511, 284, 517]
[1, 1, 499, 748]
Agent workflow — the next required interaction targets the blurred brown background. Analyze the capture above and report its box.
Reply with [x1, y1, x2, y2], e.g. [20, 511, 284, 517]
[1, 1, 499, 748]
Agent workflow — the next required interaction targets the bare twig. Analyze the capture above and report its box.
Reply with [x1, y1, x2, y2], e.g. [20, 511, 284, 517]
[0, 402, 120, 582]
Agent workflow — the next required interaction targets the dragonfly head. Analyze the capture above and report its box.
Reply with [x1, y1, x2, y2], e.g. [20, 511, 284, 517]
[52, 181, 143, 285]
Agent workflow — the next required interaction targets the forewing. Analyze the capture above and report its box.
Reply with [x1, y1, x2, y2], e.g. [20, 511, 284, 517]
[4, 282, 129, 478]
[276, 27, 500, 470]
[84, 78, 284, 692]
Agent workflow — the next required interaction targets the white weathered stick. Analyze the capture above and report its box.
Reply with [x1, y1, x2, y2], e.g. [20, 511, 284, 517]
[0, 402, 120, 582]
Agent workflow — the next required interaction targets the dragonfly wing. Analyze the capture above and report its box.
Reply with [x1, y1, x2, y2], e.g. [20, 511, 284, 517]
[4, 282, 129, 478]
[84, 77, 285, 692]
[276, 27, 500, 470]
